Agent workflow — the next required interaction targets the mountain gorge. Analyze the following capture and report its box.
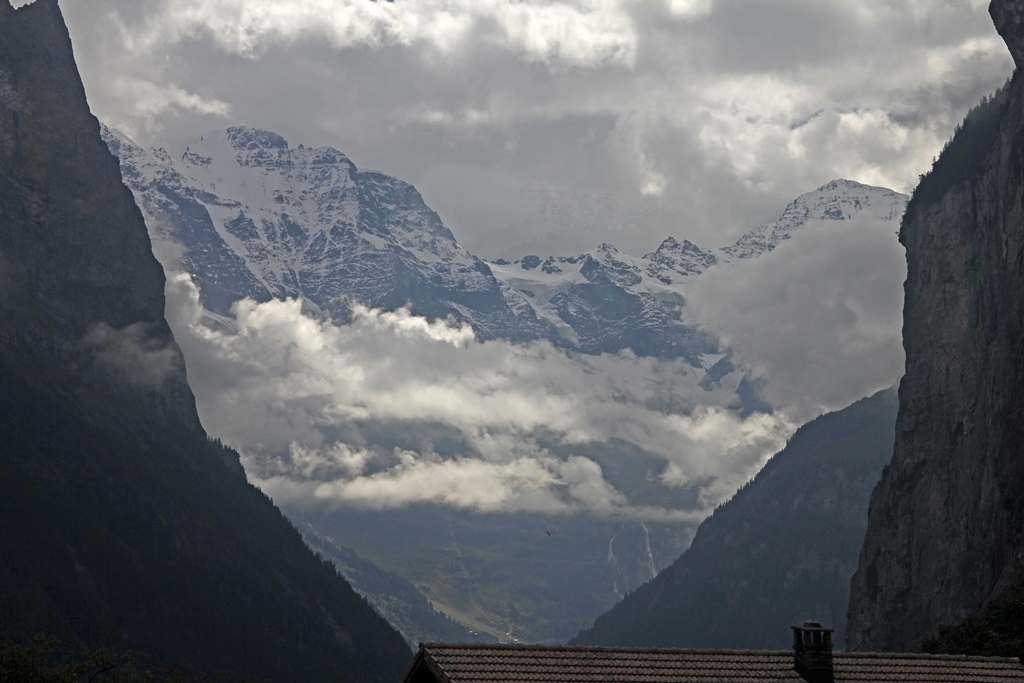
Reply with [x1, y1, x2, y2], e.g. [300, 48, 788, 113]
[847, 0, 1024, 651]
[5, 0, 1005, 665]
[102, 115, 909, 644]
[0, 1, 410, 679]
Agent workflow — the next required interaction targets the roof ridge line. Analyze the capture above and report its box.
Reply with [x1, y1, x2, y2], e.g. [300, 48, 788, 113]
[421, 643, 792, 655]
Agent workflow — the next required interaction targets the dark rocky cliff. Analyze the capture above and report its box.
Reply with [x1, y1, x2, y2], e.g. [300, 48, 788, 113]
[846, 0, 1024, 651]
[0, 2, 410, 679]
[0, 0, 197, 427]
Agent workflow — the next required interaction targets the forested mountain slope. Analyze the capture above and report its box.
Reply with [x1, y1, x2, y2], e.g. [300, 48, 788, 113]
[573, 387, 898, 649]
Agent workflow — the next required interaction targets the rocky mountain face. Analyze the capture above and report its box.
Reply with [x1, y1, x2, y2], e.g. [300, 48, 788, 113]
[297, 521, 487, 648]
[0, 0, 195, 428]
[0, 1, 410, 679]
[107, 129, 906, 368]
[846, 0, 1024, 651]
[105, 125, 550, 343]
[571, 387, 898, 650]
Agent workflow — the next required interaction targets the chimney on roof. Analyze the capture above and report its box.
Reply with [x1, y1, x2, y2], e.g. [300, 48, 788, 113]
[792, 621, 834, 683]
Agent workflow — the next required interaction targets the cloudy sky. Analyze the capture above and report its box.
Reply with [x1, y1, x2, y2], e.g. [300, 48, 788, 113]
[50, 0, 1012, 258]
[34, 0, 1006, 520]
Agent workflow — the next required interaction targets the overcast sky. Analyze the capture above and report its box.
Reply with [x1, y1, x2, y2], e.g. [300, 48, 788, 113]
[48, 0, 1012, 258]
[29, 0, 940, 519]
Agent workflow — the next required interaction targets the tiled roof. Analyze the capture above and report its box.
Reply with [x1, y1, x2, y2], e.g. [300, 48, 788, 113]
[834, 652, 1024, 682]
[404, 644, 1024, 683]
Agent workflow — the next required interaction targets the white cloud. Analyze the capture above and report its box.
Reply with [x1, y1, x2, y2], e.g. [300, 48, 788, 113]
[163, 273, 794, 519]
[666, 0, 714, 20]
[84, 321, 181, 388]
[111, 0, 637, 68]
[686, 217, 906, 417]
[102, 78, 232, 140]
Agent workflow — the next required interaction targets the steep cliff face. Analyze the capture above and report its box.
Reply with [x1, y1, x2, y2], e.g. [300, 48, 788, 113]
[0, 0, 196, 426]
[846, 0, 1024, 651]
[0, 2, 410, 679]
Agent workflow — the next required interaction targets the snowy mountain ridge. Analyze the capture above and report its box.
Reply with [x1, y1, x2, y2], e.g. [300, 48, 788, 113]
[104, 124, 550, 342]
[721, 179, 908, 260]
[489, 179, 909, 358]
[105, 125, 907, 365]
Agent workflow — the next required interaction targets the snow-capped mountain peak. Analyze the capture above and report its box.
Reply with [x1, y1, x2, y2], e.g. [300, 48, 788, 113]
[223, 125, 289, 151]
[720, 179, 908, 260]
[104, 124, 552, 342]
[643, 236, 720, 284]
[482, 178, 907, 363]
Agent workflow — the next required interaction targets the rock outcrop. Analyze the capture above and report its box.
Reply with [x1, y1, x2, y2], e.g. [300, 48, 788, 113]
[0, 2, 410, 679]
[846, 0, 1024, 651]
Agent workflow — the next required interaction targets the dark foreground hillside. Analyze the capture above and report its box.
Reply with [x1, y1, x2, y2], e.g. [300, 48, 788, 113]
[0, 1, 409, 680]
[573, 387, 898, 650]
[0, 362, 408, 681]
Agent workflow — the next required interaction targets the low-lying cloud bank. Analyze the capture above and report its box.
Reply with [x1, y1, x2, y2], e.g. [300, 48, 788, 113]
[686, 217, 907, 417]
[164, 274, 795, 521]
[155, 211, 905, 522]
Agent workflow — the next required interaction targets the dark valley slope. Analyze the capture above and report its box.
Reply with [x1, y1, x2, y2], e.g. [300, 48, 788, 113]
[572, 386, 898, 650]
[847, 0, 1024, 651]
[0, 1, 409, 680]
